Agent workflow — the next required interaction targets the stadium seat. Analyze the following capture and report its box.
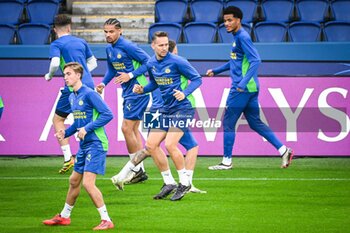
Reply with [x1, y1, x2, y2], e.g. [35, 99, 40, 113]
[190, 0, 224, 23]
[253, 22, 287, 42]
[0, 24, 16, 44]
[218, 22, 251, 43]
[184, 22, 217, 43]
[288, 21, 322, 42]
[330, 0, 350, 22]
[26, 0, 60, 25]
[261, 0, 295, 22]
[296, 0, 329, 22]
[155, 0, 188, 23]
[149, 22, 182, 42]
[0, 0, 24, 25]
[17, 23, 51, 44]
[324, 21, 350, 42]
[225, 0, 258, 23]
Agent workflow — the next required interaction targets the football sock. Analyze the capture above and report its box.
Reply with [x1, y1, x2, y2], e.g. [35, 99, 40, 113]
[186, 169, 194, 185]
[60, 203, 74, 218]
[161, 169, 176, 185]
[129, 153, 142, 172]
[97, 205, 111, 222]
[61, 145, 72, 162]
[118, 161, 135, 180]
[278, 145, 287, 156]
[178, 168, 190, 186]
[222, 157, 232, 166]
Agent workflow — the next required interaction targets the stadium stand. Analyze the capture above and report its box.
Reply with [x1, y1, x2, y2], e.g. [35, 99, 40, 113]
[184, 22, 217, 43]
[324, 21, 350, 42]
[155, 0, 188, 23]
[17, 23, 51, 44]
[260, 0, 295, 23]
[0, 0, 25, 25]
[296, 0, 330, 22]
[330, 0, 350, 22]
[148, 22, 182, 42]
[288, 21, 322, 42]
[225, 0, 258, 23]
[0, 24, 16, 44]
[190, 0, 223, 23]
[26, 0, 60, 25]
[253, 21, 288, 42]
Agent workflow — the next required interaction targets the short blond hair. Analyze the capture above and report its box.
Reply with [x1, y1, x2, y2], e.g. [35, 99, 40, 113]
[64, 62, 83, 79]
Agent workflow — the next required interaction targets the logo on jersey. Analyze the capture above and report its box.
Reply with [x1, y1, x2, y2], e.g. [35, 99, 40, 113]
[108, 51, 112, 59]
[117, 53, 122, 59]
[232, 42, 236, 47]
[165, 68, 171, 74]
[79, 100, 84, 106]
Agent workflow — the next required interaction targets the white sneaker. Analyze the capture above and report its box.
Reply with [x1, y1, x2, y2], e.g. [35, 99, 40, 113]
[208, 163, 232, 170]
[188, 185, 207, 194]
[111, 174, 124, 191]
[281, 148, 294, 168]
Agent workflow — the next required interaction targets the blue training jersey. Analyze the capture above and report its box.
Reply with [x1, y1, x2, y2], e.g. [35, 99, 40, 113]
[65, 85, 113, 151]
[49, 35, 95, 89]
[212, 27, 261, 92]
[144, 53, 202, 113]
[102, 36, 150, 100]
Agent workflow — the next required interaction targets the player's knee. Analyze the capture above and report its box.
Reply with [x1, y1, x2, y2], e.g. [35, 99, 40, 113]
[69, 176, 80, 188]
[165, 141, 177, 153]
[82, 180, 94, 192]
[145, 141, 157, 152]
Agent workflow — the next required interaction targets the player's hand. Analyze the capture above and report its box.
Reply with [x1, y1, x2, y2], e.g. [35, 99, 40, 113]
[77, 127, 87, 140]
[114, 72, 131, 84]
[173, 89, 185, 101]
[96, 83, 105, 94]
[54, 129, 65, 141]
[133, 84, 144, 94]
[206, 69, 214, 77]
[44, 73, 53, 81]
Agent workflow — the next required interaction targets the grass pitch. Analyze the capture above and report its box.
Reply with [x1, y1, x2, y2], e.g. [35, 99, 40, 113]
[0, 156, 349, 233]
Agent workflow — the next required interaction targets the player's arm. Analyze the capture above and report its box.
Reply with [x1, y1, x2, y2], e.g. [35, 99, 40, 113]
[45, 57, 60, 81]
[208, 62, 230, 76]
[64, 121, 78, 138]
[177, 58, 202, 97]
[84, 92, 114, 132]
[96, 58, 117, 94]
[87, 56, 98, 72]
[237, 36, 261, 90]
[127, 44, 150, 78]
[142, 70, 159, 94]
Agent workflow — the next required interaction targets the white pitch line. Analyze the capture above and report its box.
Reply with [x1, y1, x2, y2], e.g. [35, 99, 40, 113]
[1, 177, 350, 181]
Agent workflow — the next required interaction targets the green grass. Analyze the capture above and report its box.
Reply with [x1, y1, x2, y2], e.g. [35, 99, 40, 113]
[1, 156, 350, 233]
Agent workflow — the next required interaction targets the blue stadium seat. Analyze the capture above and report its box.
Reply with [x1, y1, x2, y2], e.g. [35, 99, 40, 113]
[330, 0, 350, 22]
[184, 22, 217, 43]
[155, 0, 188, 23]
[0, 24, 16, 44]
[190, 0, 224, 23]
[296, 0, 329, 22]
[324, 21, 350, 42]
[17, 23, 51, 44]
[225, 0, 258, 23]
[149, 22, 182, 42]
[0, 0, 24, 25]
[26, 0, 59, 25]
[261, 0, 295, 22]
[253, 22, 287, 42]
[288, 21, 322, 42]
[218, 22, 251, 43]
